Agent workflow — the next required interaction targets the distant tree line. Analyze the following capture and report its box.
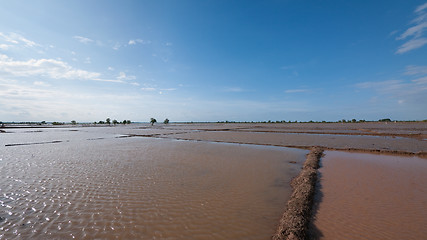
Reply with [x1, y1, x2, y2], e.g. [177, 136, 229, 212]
[1, 118, 426, 126]
[216, 119, 427, 124]
[93, 118, 131, 125]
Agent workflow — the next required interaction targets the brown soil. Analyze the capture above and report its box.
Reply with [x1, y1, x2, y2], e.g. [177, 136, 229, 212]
[149, 122, 427, 157]
[272, 147, 324, 240]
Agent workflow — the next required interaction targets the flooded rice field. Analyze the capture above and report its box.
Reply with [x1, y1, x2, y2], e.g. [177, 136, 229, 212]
[0, 126, 307, 239]
[310, 151, 427, 240]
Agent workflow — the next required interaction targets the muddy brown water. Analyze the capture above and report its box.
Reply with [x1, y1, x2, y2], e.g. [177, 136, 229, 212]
[0, 128, 307, 239]
[311, 151, 427, 240]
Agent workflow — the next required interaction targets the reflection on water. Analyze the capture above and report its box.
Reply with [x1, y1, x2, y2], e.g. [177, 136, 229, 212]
[311, 151, 427, 240]
[0, 128, 306, 239]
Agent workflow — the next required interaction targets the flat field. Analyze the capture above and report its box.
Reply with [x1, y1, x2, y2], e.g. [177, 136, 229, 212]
[1, 122, 426, 239]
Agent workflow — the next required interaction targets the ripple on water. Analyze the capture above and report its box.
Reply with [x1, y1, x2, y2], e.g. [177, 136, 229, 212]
[1, 135, 307, 239]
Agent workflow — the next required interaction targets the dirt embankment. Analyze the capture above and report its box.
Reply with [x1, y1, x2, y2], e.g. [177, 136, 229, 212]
[272, 147, 324, 240]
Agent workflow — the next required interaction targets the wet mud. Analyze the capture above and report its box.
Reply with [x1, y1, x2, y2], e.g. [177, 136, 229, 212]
[154, 123, 427, 156]
[5, 140, 64, 147]
[273, 147, 323, 240]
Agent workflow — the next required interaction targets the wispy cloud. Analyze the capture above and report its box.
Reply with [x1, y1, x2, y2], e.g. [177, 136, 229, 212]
[223, 87, 246, 92]
[404, 65, 427, 85]
[0, 32, 39, 49]
[0, 80, 148, 121]
[356, 66, 427, 106]
[128, 39, 151, 45]
[117, 71, 136, 81]
[404, 65, 427, 75]
[396, 2, 427, 54]
[396, 38, 427, 54]
[140, 85, 176, 94]
[141, 87, 156, 91]
[113, 42, 121, 50]
[73, 35, 94, 44]
[0, 44, 10, 50]
[33, 81, 51, 87]
[0, 54, 100, 80]
[415, 2, 427, 12]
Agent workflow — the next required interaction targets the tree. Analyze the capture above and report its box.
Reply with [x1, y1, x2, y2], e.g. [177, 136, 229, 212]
[106, 118, 111, 125]
[126, 120, 131, 124]
[150, 118, 157, 126]
[351, 119, 357, 123]
[112, 119, 118, 125]
[123, 120, 127, 124]
[163, 118, 169, 124]
[71, 120, 77, 125]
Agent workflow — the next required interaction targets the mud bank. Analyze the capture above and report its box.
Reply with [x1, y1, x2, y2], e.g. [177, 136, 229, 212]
[273, 147, 324, 240]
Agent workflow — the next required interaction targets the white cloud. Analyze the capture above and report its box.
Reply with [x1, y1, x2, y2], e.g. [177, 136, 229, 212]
[165, 42, 172, 46]
[33, 81, 51, 87]
[0, 44, 10, 50]
[355, 66, 427, 106]
[415, 2, 427, 13]
[108, 66, 114, 71]
[128, 39, 151, 45]
[0, 32, 39, 48]
[0, 55, 134, 85]
[73, 36, 94, 44]
[117, 71, 136, 81]
[396, 2, 427, 54]
[0, 53, 100, 80]
[0, 81, 152, 121]
[396, 37, 427, 54]
[84, 57, 91, 64]
[141, 87, 156, 91]
[397, 22, 427, 40]
[356, 80, 404, 91]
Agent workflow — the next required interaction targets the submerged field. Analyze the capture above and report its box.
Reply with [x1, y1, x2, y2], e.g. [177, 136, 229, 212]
[1, 122, 426, 239]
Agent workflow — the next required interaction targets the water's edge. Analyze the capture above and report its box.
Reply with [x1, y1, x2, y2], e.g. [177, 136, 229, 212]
[273, 147, 324, 240]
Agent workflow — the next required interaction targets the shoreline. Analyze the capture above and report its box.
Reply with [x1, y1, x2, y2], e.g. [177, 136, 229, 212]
[272, 147, 324, 240]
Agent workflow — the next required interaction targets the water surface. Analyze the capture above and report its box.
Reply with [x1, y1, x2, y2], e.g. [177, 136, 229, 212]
[1, 127, 306, 239]
[311, 151, 427, 240]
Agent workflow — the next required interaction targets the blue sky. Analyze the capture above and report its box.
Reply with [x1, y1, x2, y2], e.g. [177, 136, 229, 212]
[0, 0, 426, 122]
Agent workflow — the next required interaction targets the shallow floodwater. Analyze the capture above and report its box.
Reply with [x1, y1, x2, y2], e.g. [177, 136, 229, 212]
[0, 127, 307, 239]
[311, 151, 427, 240]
